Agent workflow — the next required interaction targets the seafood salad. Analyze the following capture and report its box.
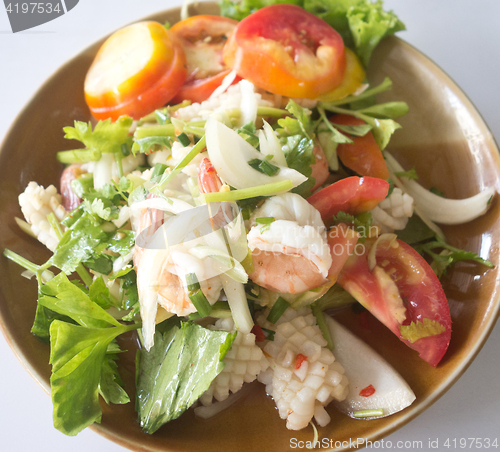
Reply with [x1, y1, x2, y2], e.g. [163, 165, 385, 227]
[4, 0, 496, 441]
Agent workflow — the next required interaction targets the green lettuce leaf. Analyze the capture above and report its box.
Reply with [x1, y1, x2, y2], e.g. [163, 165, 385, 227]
[304, 0, 405, 66]
[137, 322, 236, 434]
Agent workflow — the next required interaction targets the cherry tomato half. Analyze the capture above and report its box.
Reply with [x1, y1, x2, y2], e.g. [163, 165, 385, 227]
[338, 236, 452, 366]
[308, 176, 389, 224]
[85, 21, 187, 120]
[170, 15, 240, 103]
[223, 4, 346, 99]
[332, 115, 390, 180]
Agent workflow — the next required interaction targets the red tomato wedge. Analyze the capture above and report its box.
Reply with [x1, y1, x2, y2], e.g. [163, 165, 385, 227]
[327, 224, 360, 283]
[84, 21, 187, 120]
[170, 15, 240, 103]
[332, 115, 390, 179]
[308, 176, 389, 224]
[337, 235, 452, 366]
[223, 4, 346, 98]
[311, 141, 330, 191]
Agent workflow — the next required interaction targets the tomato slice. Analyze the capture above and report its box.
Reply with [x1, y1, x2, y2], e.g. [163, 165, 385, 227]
[327, 224, 360, 283]
[308, 176, 389, 224]
[337, 235, 452, 366]
[170, 15, 239, 103]
[311, 141, 330, 191]
[318, 49, 366, 102]
[332, 115, 390, 179]
[223, 4, 346, 99]
[84, 21, 187, 120]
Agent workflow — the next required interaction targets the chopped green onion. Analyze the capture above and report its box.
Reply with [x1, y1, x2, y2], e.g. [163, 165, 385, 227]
[186, 272, 212, 317]
[134, 124, 175, 140]
[261, 327, 276, 341]
[183, 125, 205, 138]
[186, 272, 201, 292]
[177, 132, 191, 146]
[311, 302, 334, 350]
[203, 179, 293, 203]
[15, 217, 36, 238]
[150, 163, 168, 183]
[57, 148, 101, 164]
[255, 217, 275, 225]
[257, 106, 289, 117]
[353, 409, 384, 418]
[267, 297, 290, 324]
[248, 158, 280, 176]
[256, 216, 275, 234]
[154, 135, 206, 192]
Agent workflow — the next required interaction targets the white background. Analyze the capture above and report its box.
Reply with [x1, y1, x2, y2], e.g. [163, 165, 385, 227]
[1, 1, 499, 451]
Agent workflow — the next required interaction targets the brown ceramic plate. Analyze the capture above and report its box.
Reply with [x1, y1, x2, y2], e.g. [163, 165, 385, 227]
[1, 3, 499, 451]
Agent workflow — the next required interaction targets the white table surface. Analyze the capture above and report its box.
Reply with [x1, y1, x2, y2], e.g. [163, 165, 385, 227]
[1, 1, 499, 451]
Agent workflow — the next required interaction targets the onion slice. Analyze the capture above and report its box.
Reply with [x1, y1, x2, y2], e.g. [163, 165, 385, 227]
[325, 316, 415, 418]
[205, 117, 307, 189]
[385, 152, 495, 225]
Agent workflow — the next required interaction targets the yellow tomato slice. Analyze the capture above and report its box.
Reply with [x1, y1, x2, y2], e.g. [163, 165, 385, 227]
[317, 48, 366, 102]
[84, 21, 187, 120]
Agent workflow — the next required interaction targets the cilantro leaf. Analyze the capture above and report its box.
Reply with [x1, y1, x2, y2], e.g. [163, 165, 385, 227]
[89, 276, 119, 309]
[99, 349, 130, 405]
[39, 273, 120, 328]
[137, 322, 236, 433]
[49, 321, 136, 436]
[132, 136, 173, 154]
[64, 117, 133, 155]
[415, 236, 494, 278]
[31, 303, 75, 344]
[51, 212, 109, 274]
[332, 210, 373, 242]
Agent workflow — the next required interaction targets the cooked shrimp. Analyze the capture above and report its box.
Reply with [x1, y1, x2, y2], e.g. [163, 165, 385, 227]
[247, 193, 332, 294]
[60, 163, 86, 211]
[198, 157, 223, 193]
[311, 141, 330, 191]
[132, 193, 223, 350]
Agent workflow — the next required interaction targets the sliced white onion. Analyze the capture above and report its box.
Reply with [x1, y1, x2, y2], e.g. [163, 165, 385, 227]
[258, 120, 288, 167]
[385, 152, 495, 225]
[205, 117, 307, 189]
[209, 70, 238, 99]
[189, 245, 248, 284]
[238, 79, 258, 127]
[325, 316, 416, 418]
[220, 273, 253, 333]
[93, 153, 115, 189]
